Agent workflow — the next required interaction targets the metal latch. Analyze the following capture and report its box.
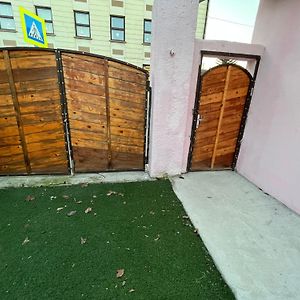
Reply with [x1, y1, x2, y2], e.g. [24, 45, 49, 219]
[196, 114, 203, 128]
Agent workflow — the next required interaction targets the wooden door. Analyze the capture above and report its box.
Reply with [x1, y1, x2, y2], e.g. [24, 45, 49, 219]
[190, 65, 252, 170]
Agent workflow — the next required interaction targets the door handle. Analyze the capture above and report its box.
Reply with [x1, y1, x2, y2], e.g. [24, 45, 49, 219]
[196, 114, 203, 128]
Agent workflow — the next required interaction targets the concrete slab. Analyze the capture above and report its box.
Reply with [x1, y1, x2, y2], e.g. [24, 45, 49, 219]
[171, 171, 300, 300]
[0, 172, 152, 189]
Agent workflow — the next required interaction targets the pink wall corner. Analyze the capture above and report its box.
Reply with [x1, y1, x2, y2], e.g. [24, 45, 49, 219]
[237, 0, 300, 214]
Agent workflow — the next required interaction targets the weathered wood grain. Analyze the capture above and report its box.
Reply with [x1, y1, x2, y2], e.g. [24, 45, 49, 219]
[191, 65, 250, 171]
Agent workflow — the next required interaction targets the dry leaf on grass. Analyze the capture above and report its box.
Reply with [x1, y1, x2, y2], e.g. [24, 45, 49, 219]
[107, 191, 117, 196]
[75, 200, 82, 204]
[67, 210, 77, 217]
[129, 289, 135, 293]
[154, 234, 160, 241]
[80, 237, 87, 244]
[25, 195, 35, 202]
[107, 191, 124, 197]
[116, 269, 125, 278]
[22, 237, 30, 245]
[62, 195, 69, 199]
[57, 207, 64, 211]
[85, 207, 92, 214]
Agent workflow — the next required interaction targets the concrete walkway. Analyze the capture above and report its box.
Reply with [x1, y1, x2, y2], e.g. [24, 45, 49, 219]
[172, 171, 300, 300]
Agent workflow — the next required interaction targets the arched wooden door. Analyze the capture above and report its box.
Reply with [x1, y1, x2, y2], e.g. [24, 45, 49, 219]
[189, 64, 252, 170]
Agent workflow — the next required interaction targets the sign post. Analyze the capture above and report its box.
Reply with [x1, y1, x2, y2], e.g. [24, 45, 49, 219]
[20, 7, 48, 48]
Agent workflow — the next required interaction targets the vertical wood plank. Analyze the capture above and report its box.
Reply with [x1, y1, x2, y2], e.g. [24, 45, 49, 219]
[210, 65, 232, 169]
[3, 50, 31, 174]
[104, 59, 112, 169]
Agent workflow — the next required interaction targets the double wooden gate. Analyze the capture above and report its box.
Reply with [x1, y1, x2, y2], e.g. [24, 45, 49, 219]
[189, 64, 253, 170]
[0, 48, 148, 175]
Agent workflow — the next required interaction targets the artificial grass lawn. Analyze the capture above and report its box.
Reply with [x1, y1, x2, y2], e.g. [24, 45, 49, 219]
[0, 180, 234, 300]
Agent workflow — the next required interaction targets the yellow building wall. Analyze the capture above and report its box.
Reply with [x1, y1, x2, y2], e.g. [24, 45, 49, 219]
[0, 0, 208, 67]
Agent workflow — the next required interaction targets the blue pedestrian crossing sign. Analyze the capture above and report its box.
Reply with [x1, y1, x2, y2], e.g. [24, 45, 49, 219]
[20, 7, 48, 48]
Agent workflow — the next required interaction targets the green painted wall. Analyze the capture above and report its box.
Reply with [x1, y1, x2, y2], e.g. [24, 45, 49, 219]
[0, 0, 208, 67]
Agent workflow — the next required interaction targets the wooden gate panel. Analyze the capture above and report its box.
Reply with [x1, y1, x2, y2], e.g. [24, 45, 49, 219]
[0, 51, 27, 174]
[191, 66, 227, 170]
[213, 67, 250, 168]
[0, 52, 26, 174]
[190, 65, 251, 171]
[108, 61, 146, 170]
[9, 50, 68, 174]
[62, 53, 108, 172]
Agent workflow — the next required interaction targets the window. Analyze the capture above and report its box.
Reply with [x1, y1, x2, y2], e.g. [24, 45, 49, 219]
[0, 2, 15, 31]
[74, 11, 91, 38]
[35, 7, 54, 34]
[110, 15, 125, 42]
[143, 19, 151, 44]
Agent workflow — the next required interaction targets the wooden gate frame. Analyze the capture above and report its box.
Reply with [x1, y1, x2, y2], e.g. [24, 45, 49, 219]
[0, 47, 151, 175]
[187, 50, 261, 171]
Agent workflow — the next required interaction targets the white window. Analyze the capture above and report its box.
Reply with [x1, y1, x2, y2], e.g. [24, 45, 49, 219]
[0, 2, 15, 31]
[74, 11, 91, 38]
[36, 7, 54, 34]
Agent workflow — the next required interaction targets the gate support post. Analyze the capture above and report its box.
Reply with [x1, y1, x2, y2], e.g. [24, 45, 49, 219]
[148, 0, 199, 177]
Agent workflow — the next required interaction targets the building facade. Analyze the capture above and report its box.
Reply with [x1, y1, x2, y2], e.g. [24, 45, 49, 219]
[0, 0, 208, 67]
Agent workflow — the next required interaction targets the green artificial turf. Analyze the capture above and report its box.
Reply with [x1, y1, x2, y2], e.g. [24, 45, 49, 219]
[0, 180, 234, 300]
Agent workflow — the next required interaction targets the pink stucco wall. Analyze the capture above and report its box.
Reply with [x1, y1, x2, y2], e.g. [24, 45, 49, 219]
[237, 0, 300, 214]
[148, 0, 199, 177]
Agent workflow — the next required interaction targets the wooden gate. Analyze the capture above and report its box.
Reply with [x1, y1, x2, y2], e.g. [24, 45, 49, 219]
[62, 52, 147, 172]
[189, 64, 252, 170]
[0, 50, 68, 175]
[0, 48, 148, 175]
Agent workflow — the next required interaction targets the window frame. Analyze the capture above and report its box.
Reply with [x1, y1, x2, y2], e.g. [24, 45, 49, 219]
[110, 15, 125, 42]
[143, 19, 152, 44]
[74, 10, 91, 38]
[0, 1, 15, 31]
[35, 6, 54, 35]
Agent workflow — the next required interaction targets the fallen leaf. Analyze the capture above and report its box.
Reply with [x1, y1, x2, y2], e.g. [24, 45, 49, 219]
[57, 207, 64, 211]
[50, 196, 56, 200]
[92, 195, 97, 198]
[122, 281, 126, 286]
[118, 192, 124, 197]
[116, 269, 124, 278]
[75, 200, 82, 204]
[62, 195, 69, 199]
[67, 210, 77, 217]
[85, 207, 92, 214]
[80, 237, 87, 244]
[22, 237, 30, 245]
[129, 289, 135, 293]
[25, 195, 35, 202]
[154, 234, 160, 241]
[182, 215, 189, 219]
[107, 190, 117, 196]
